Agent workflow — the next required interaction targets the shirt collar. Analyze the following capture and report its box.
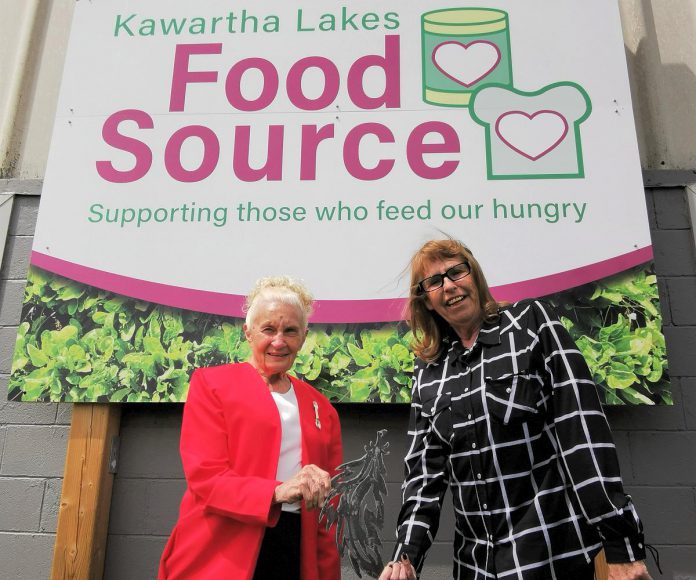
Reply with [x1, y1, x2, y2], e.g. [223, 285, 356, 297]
[478, 317, 501, 346]
[443, 316, 501, 350]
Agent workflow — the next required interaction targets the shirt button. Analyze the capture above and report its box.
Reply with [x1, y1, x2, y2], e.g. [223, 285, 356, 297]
[477, 473, 482, 479]
[506, 387, 511, 393]
[488, 534, 493, 541]
[472, 442, 477, 449]
[464, 387, 469, 392]
[638, 543, 643, 548]
[482, 503, 488, 509]
[467, 414, 472, 420]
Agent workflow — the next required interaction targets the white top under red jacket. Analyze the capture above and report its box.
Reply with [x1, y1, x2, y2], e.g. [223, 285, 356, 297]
[158, 362, 343, 579]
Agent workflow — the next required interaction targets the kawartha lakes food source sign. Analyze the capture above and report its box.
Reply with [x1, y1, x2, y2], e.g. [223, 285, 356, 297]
[11, 1, 669, 404]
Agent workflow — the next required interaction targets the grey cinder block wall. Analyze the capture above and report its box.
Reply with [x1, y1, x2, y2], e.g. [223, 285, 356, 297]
[0, 187, 73, 580]
[1, 181, 695, 579]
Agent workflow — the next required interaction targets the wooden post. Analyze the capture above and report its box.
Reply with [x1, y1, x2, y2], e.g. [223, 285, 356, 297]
[51, 404, 121, 580]
[594, 549, 609, 580]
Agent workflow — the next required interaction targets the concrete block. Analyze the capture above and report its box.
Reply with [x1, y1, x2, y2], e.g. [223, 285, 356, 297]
[682, 378, 696, 429]
[383, 481, 403, 542]
[117, 423, 183, 478]
[651, 230, 696, 276]
[0, 402, 58, 425]
[0, 179, 42, 193]
[381, 541, 397, 563]
[0, 477, 43, 531]
[382, 481, 456, 548]
[384, 485, 456, 546]
[340, 407, 405, 482]
[40, 478, 63, 533]
[335, 403, 360, 439]
[0, 425, 69, 477]
[605, 380, 685, 431]
[354, 406, 410, 483]
[656, 275, 672, 326]
[341, 566, 376, 580]
[438, 487, 455, 543]
[103, 534, 168, 580]
[641, 546, 696, 580]
[0, 426, 6, 465]
[115, 407, 182, 479]
[0, 533, 55, 580]
[629, 432, 696, 485]
[0, 235, 33, 279]
[119, 403, 182, 429]
[644, 189, 657, 231]
[606, 431, 634, 485]
[415, 541, 453, 569]
[624, 486, 696, 545]
[8, 195, 40, 236]
[109, 478, 185, 536]
[0, 279, 26, 326]
[667, 277, 696, 325]
[0, 178, 41, 195]
[0, 326, 19, 374]
[664, 326, 696, 376]
[653, 187, 691, 229]
[341, 429, 376, 474]
[356, 403, 410, 432]
[55, 402, 72, 425]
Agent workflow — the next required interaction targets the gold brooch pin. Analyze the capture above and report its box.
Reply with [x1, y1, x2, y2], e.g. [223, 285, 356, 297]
[313, 401, 321, 429]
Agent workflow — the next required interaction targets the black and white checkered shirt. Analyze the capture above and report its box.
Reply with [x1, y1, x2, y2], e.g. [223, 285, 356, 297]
[393, 300, 645, 579]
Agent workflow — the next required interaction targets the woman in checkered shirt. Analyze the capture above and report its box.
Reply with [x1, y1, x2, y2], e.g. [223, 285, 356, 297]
[380, 239, 651, 580]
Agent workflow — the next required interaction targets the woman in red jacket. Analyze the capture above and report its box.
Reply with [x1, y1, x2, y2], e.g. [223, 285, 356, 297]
[159, 277, 343, 580]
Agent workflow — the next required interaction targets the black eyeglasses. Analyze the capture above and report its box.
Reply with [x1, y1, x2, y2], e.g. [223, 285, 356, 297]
[417, 261, 471, 293]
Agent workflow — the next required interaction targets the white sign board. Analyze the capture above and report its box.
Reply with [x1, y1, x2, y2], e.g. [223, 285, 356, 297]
[32, 0, 649, 323]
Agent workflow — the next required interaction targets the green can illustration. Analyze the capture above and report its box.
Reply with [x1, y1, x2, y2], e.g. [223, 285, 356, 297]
[422, 8, 513, 107]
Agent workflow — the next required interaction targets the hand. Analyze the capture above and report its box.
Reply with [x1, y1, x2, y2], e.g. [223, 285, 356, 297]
[378, 554, 417, 580]
[607, 561, 652, 580]
[273, 464, 331, 510]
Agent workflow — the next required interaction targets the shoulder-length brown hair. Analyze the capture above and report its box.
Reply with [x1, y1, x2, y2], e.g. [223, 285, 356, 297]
[407, 239, 500, 362]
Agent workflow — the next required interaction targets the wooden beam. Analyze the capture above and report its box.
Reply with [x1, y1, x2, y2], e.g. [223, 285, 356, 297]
[594, 549, 609, 580]
[52, 404, 121, 580]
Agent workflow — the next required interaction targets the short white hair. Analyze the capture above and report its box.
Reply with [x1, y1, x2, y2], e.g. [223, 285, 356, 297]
[244, 276, 314, 328]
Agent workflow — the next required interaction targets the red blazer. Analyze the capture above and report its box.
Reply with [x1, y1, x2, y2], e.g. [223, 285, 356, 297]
[158, 362, 342, 579]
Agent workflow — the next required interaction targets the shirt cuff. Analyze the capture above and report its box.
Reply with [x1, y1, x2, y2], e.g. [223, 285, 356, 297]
[391, 545, 421, 571]
[603, 532, 647, 563]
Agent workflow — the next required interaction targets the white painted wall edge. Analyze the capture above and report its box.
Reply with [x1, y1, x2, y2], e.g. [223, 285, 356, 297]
[0, 194, 15, 268]
[686, 184, 696, 256]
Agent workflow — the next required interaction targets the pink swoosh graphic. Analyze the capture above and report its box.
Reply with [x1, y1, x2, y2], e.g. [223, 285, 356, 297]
[30, 247, 653, 323]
